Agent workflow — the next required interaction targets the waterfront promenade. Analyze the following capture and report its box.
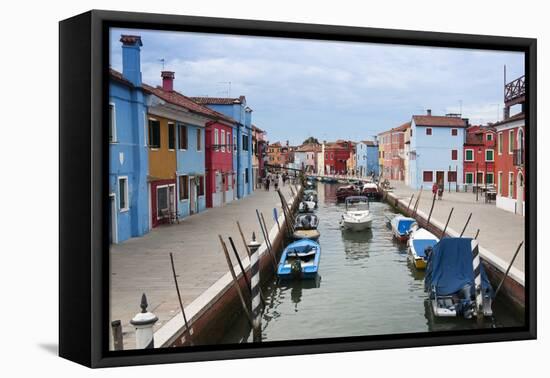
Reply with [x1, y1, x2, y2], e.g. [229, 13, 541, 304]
[110, 183, 295, 349]
[388, 180, 525, 273]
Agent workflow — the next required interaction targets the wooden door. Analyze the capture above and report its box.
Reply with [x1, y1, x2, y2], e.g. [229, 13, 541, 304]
[436, 171, 444, 186]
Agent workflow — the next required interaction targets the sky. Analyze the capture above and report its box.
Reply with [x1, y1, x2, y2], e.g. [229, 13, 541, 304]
[110, 28, 524, 146]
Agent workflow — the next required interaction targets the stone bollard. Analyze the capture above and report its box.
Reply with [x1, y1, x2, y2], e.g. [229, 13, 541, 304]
[130, 293, 158, 349]
[248, 232, 262, 343]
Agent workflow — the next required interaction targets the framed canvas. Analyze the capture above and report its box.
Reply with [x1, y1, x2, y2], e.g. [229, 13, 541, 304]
[59, 10, 536, 368]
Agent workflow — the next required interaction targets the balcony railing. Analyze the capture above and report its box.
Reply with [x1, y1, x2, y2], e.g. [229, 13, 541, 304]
[505, 75, 525, 104]
[513, 149, 525, 166]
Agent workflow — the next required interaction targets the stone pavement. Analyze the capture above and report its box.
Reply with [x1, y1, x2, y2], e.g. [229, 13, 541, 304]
[109, 182, 295, 350]
[388, 180, 525, 272]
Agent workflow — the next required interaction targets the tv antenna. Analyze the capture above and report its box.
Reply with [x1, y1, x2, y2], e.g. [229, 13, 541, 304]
[158, 58, 166, 71]
[217, 81, 231, 97]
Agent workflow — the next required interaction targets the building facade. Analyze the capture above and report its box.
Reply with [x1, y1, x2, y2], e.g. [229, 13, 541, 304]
[323, 140, 353, 175]
[463, 125, 496, 189]
[108, 35, 150, 244]
[408, 111, 467, 190]
[356, 140, 379, 177]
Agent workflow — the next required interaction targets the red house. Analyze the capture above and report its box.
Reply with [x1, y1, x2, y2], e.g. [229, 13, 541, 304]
[492, 75, 526, 216]
[324, 140, 353, 175]
[205, 120, 235, 207]
[463, 125, 496, 188]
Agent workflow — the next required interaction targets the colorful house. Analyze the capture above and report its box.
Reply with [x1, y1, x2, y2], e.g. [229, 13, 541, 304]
[144, 72, 233, 225]
[463, 125, 496, 188]
[108, 35, 149, 244]
[324, 140, 353, 175]
[378, 130, 392, 178]
[252, 125, 267, 188]
[356, 140, 379, 177]
[408, 111, 467, 190]
[493, 75, 526, 215]
[191, 96, 254, 199]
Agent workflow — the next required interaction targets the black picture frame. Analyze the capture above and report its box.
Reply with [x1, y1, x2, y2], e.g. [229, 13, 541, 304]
[59, 9, 537, 368]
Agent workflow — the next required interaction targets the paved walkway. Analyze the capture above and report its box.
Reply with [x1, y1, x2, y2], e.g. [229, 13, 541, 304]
[110, 182, 295, 350]
[388, 180, 525, 272]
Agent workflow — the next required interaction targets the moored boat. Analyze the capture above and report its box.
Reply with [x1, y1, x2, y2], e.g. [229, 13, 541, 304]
[390, 215, 416, 242]
[425, 237, 494, 319]
[293, 213, 320, 240]
[361, 182, 382, 200]
[340, 196, 373, 231]
[299, 200, 316, 213]
[336, 184, 360, 202]
[408, 226, 439, 269]
[277, 239, 321, 279]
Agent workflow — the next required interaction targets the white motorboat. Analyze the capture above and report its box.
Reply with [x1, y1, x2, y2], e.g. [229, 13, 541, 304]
[408, 225, 439, 269]
[340, 196, 373, 231]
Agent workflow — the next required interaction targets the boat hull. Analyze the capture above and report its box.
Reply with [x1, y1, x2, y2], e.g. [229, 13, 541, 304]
[341, 219, 372, 231]
[277, 239, 321, 280]
[293, 229, 321, 241]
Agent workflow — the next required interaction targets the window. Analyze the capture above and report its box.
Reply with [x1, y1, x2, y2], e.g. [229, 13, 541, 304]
[109, 103, 116, 142]
[242, 134, 249, 151]
[487, 133, 493, 141]
[179, 175, 189, 201]
[451, 149, 458, 160]
[197, 129, 202, 151]
[157, 186, 169, 218]
[485, 149, 494, 162]
[198, 176, 205, 196]
[118, 177, 129, 211]
[423, 171, 433, 182]
[168, 123, 175, 150]
[178, 124, 188, 150]
[508, 172, 514, 198]
[486, 173, 494, 184]
[227, 133, 231, 153]
[148, 119, 160, 148]
[498, 172, 503, 195]
[465, 172, 473, 184]
[214, 129, 219, 151]
[233, 135, 237, 154]
[245, 168, 249, 184]
[426, 128, 432, 135]
[465, 149, 474, 161]
[410, 129, 413, 136]
[498, 133, 503, 154]
[508, 130, 514, 154]
[451, 128, 458, 136]
[221, 130, 226, 152]
[448, 171, 457, 182]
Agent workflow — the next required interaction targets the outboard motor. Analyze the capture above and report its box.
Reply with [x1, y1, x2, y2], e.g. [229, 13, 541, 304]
[457, 283, 475, 319]
[291, 258, 302, 278]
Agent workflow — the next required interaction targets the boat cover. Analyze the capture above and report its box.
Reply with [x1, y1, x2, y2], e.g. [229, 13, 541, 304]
[412, 239, 438, 258]
[425, 237, 493, 296]
[397, 218, 416, 235]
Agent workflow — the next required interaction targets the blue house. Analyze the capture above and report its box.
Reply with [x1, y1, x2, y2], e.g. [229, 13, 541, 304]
[356, 140, 379, 177]
[108, 35, 149, 243]
[191, 96, 254, 199]
[408, 112, 467, 189]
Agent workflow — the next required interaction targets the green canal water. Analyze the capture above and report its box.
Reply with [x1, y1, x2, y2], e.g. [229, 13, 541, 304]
[222, 182, 524, 344]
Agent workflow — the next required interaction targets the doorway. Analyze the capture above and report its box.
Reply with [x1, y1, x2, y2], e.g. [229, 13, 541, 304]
[436, 171, 444, 186]
[516, 172, 524, 215]
[190, 177, 197, 214]
[109, 194, 117, 244]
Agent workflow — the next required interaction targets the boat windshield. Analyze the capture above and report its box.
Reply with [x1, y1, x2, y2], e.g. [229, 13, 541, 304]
[346, 197, 369, 211]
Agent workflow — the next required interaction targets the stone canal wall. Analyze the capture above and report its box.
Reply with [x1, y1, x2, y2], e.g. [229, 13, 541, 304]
[384, 190, 525, 312]
[154, 186, 302, 347]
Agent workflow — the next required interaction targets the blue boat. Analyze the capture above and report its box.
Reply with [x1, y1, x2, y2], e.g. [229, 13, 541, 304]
[277, 239, 321, 280]
[390, 215, 416, 242]
[425, 237, 494, 319]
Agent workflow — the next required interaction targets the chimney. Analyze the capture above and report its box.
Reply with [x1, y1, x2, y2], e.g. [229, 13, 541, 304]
[161, 71, 175, 92]
[120, 35, 143, 87]
[426, 109, 432, 116]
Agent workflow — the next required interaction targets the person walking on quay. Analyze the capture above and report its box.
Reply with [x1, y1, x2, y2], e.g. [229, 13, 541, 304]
[274, 174, 279, 191]
[432, 182, 438, 198]
[437, 181, 444, 200]
[265, 175, 271, 191]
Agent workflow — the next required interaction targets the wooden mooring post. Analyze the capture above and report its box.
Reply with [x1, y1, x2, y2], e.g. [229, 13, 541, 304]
[255, 209, 277, 270]
[169, 253, 194, 346]
[218, 235, 254, 327]
[248, 233, 263, 342]
[111, 320, 123, 351]
[441, 207, 454, 238]
[494, 241, 524, 298]
[426, 191, 437, 226]
[460, 212, 473, 237]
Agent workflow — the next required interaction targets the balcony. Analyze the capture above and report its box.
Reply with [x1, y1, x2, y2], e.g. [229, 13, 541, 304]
[513, 149, 525, 166]
[504, 75, 525, 107]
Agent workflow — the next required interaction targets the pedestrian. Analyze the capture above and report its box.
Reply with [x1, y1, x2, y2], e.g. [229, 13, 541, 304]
[274, 174, 279, 191]
[266, 176, 271, 191]
[437, 182, 444, 200]
[432, 182, 438, 197]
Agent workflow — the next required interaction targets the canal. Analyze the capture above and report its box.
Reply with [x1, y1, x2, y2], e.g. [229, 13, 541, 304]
[222, 182, 524, 344]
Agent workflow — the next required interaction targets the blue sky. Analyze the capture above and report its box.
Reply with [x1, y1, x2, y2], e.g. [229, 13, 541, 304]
[110, 28, 524, 145]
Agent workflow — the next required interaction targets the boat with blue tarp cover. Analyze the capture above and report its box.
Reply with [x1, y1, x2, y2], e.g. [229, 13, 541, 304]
[277, 239, 321, 280]
[408, 226, 439, 269]
[390, 215, 416, 242]
[425, 237, 494, 318]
